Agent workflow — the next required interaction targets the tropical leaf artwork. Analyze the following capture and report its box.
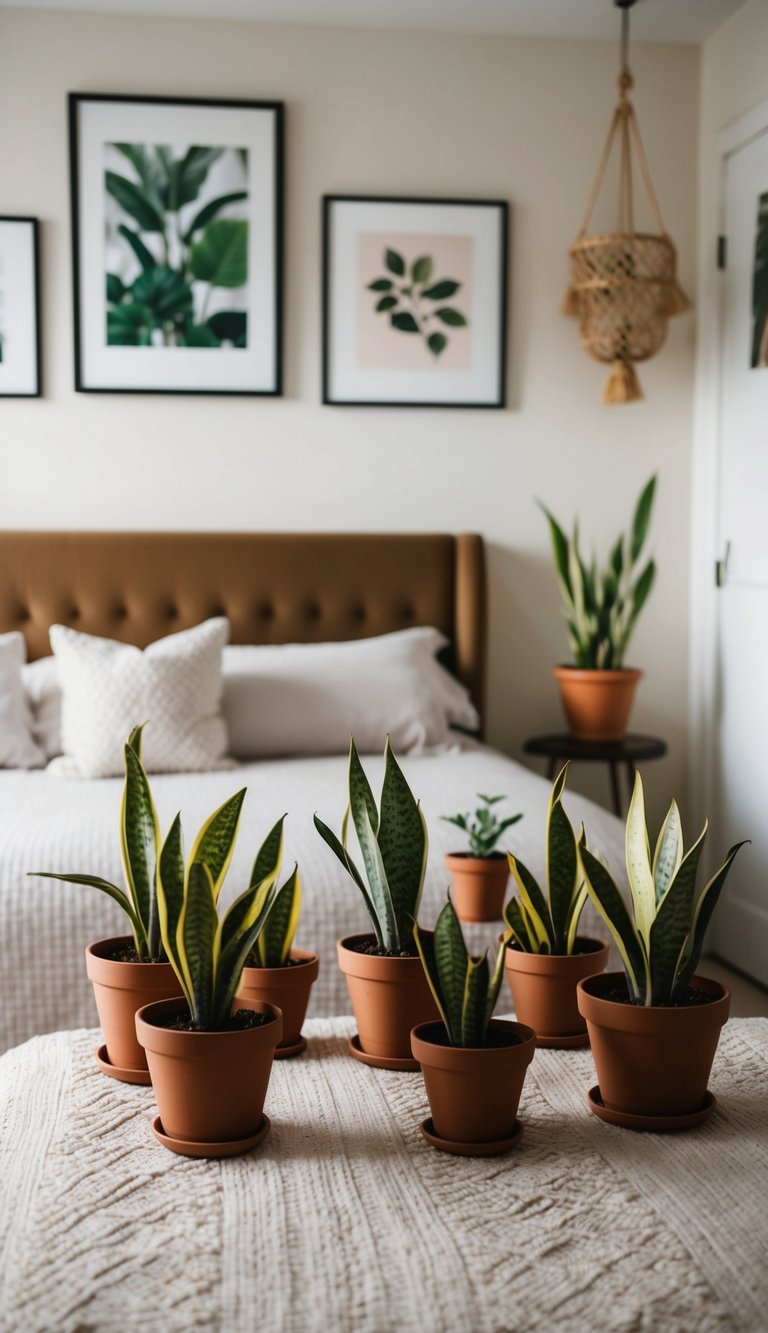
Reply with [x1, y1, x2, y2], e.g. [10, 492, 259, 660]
[104, 142, 250, 349]
[366, 248, 469, 359]
[751, 191, 768, 370]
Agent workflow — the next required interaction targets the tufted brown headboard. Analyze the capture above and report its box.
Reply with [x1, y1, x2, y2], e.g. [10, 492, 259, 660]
[0, 531, 486, 723]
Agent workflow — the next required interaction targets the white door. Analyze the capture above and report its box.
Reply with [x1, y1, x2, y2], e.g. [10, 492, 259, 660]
[710, 121, 768, 984]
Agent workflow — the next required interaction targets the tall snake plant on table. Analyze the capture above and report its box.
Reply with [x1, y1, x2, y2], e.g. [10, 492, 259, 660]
[314, 738, 438, 1069]
[576, 772, 748, 1126]
[540, 474, 657, 741]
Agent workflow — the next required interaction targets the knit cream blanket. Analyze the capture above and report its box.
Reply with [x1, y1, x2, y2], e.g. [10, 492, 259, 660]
[1, 1017, 766, 1332]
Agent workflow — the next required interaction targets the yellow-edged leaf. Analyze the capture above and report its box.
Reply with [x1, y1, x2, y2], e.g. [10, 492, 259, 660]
[625, 772, 656, 948]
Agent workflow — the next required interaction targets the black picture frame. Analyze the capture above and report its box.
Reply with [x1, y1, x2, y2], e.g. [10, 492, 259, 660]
[69, 92, 284, 396]
[0, 215, 42, 398]
[322, 194, 507, 408]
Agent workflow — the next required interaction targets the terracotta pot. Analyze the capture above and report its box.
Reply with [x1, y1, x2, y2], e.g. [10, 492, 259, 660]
[554, 665, 643, 741]
[135, 998, 282, 1143]
[85, 937, 183, 1075]
[411, 1019, 536, 1143]
[338, 933, 439, 1062]
[577, 972, 730, 1117]
[237, 950, 318, 1051]
[504, 937, 609, 1043]
[444, 853, 509, 922]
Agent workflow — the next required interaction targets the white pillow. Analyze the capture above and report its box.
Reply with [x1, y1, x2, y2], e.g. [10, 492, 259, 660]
[21, 654, 61, 759]
[48, 618, 230, 778]
[0, 632, 45, 768]
[222, 627, 479, 758]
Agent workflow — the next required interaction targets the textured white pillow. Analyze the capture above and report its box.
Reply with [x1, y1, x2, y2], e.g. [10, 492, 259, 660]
[21, 655, 61, 759]
[48, 618, 230, 778]
[222, 627, 479, 758]
[0, 632, 45, 768]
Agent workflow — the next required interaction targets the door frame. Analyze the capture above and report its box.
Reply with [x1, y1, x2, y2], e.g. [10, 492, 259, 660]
[689, 95, 768, 958]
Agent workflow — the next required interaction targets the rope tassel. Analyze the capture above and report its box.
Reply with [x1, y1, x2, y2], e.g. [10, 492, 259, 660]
[603, 359, 643, 405]
[561, 286, 581, 318]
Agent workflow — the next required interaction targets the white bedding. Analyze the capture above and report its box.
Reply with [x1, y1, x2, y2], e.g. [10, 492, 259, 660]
[0, 740, 626, 1053]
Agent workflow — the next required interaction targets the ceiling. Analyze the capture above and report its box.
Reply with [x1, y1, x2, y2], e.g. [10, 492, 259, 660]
[0, 0, 747, 44]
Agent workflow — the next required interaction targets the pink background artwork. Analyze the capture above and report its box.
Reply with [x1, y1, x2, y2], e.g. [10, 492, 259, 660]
[356, 231, 473, 371]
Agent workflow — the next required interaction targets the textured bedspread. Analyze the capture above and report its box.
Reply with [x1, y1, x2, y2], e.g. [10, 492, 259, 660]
[1, 1016, 766, 1332]
[0, 743, 625, 1051]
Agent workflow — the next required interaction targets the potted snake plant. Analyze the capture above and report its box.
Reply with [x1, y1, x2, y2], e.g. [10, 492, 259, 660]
[135, 799, 294, 1157]
[502, 764, 608, 1046]
[237, 821, 318, 1058]
[442, 793, 523, 922]
[540, 475, 656, 740]
[411, 897, 535, 1155]
[314, 738, 438, 1070]
[577, 773, 748, 1129]
[33, 725, 184, 1083]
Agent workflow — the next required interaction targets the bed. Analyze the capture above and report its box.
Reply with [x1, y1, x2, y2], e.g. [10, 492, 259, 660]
[0, 530, 625, 1053]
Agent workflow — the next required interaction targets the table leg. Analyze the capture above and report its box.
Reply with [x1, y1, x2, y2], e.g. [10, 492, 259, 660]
[608, 762, 622, 818]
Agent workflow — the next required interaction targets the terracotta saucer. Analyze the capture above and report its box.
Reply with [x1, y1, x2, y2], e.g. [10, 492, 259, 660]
[348, 1034, 420, 1072]
[151, 1113, 271, 1158]
[420, 1116, 523, 1157]
[274, 1036, 307, 1060]
[95, 1044, 151, 1086]
[587, 1086, 716, 1133]
[535, 1031, 590, 1050]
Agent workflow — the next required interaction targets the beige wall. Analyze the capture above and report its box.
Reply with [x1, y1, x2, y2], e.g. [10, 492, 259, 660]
[0, 7, 700, 822]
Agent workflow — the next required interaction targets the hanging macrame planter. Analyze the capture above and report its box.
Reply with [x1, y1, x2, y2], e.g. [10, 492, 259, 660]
[563, 0, 692, 405]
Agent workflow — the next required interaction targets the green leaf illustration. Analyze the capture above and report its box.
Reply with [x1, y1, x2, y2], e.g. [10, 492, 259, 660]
[435, 307, 467, 327]
[385, 248, 405, 277]
[107, 303, 154, 346]
[106, 171, 165, 232]
[376, 295, 398, 313]
[182, 190, 248, 244]
[106, 273, 126, 304]
[184, 323, 220, 347]
[368, 278, 393, 291]
[422, 280, 460, 300]
[132, 266, 194, 321]
[190, 219, 248, 288]
[167, 146, 224, 211]
[391, 311, 419, 333]
[428, 331, 447, 357]
[117, 224, 155, 273]
[206, 310, 247, 344]
[412, 256, 432, 283]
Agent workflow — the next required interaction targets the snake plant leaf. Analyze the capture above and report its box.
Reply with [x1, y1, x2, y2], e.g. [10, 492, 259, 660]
[190, 219, 248, 289]
[625, 773, 656, 948]
[483, 936, 509, 1032]
[565, 882, 589, 953]
[214, 880, 278, 1023]
[189, 789, 246, 901]
[120, 731, 160, 948]
[258, 866, 301, 967]
[434, 898, 468, 1044]
[348, 739, 379, 836]
[580, 845, 647, 1000]
[117, 224, 155, 273]
[673, 841, 749, 997]
[413, 922, 451, 1034]
[106, 170, 165, 232]
[507, 855, 554, 951]
[610, 534, 624, 579]
[421, 279, 460, 300]
[630, 474, 657, 563]
[313, 813, 368, 897]
[648, 823, 708, 1005]
[411, 255, 432, 283]
[157, 813, 184, 973]
[178, 862, 218, 1027]
[356, 800, 398, 950]
[385, 248, 405, 276]
[652, 801, 683, 903]
[546, 768, 578, 950]
[503, 896, 532, 951]
[132, 266, 194, 322]
[32, 873, 147, 955]
[461, 955, 489, 1047]
[538, 502, 573, 602]
[435, 307, 467, 327]
[377, 739, 428, 937]
[391, 312, 419, 333]
[182, 190, 248, 244]
[249, 814, 285, 893]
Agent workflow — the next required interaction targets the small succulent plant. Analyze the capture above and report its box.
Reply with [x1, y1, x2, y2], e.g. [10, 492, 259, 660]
[442, 793, 522, 860]
[503, 765, 587, 955]
[579, 772, 748, 1005]
[413, 896, 508, 1047]
[314, 738, 427, 954]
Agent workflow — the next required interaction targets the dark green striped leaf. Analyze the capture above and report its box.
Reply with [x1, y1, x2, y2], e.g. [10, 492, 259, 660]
[581, 846, 647, 1000]
[461, 956, 489, 1047]
[673, 842, 749, 996]
[258, 866, 301, 967]
[120, 734, 159, 949]
[630, 475, 656, 563]
[190, 789, 246, 899]
[377, 740, 427, 937]
[181, 863, 218, 1027]
[649, 826, 707, 1004]
[158, 813, 184, 972]
[434, 899, 468, 1044]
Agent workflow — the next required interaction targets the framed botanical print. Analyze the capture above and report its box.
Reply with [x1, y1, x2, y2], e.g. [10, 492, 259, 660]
[0, 217, 41, 398]
[69, 93, 283, 395]
[322, 195, 507, 407]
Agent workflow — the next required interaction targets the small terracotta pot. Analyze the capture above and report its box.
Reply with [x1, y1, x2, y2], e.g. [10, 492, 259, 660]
[85, 937, 183, 1076]
[444, 853, 509, 922]
[411, 1019, 536, 1143]
[338, 933, 439, 1062]
[554, 665, 643, 741]
[577, 972, 730, 1117]
[504, 937, 609, 1043]
[237, 949, 318, 1052]
[135, 998, 282, 1144]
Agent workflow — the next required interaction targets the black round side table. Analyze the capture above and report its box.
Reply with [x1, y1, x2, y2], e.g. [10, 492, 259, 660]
[523, 733, 667, 817]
